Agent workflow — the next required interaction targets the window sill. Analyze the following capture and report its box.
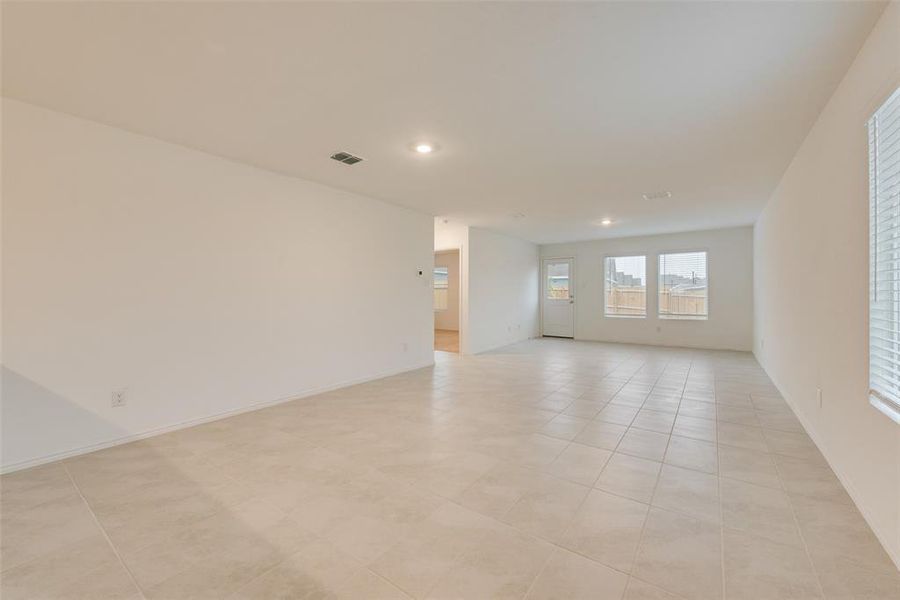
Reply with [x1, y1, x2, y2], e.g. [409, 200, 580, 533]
[604, 314, 647, 319]
[869, 393, 900, 424]
[659, 315, 708, 321]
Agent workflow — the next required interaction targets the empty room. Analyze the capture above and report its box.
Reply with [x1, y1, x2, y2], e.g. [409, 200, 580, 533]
[2, 1, 899, 599]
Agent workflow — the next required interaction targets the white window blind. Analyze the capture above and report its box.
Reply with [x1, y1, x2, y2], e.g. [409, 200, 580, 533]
[658, 251, 708, 319]
[868, 86, 900, 423]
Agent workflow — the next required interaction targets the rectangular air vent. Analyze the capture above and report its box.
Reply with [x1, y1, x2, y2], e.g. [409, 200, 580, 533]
[642, 190, 672, 201]
[331, 151, 364, 165]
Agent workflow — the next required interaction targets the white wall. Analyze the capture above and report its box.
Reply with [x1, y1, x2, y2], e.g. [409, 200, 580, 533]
[434, 250, 459, 331]
[434, 218, 468, 253]
[754, 3, 900, 568]
[467, 227, 539, 354]
[1, 99, 435, 471]
[541, 227, 753, 351]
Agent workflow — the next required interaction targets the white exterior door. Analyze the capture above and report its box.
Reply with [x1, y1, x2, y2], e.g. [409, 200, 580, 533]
[542, 258, 575, 338]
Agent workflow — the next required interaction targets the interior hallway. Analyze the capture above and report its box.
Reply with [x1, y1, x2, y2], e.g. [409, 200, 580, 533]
[434, 329, 459, 353]
[2, 338, 895, 599]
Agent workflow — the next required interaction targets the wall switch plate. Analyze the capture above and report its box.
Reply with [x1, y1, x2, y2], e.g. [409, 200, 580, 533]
[816, 387, 822, 409]
[111, 388, 128, 407]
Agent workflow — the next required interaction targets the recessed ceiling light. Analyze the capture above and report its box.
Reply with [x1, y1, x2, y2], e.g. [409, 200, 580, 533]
[601, 218, 613, 226]
[415, 143, 434, 154]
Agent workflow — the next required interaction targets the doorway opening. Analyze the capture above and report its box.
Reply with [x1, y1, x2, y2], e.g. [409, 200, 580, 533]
[434, 249, 460, 353]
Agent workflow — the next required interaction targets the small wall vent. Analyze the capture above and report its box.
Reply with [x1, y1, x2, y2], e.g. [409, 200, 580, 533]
[642, 190, 672, 201]
[330, 151, 365, 165]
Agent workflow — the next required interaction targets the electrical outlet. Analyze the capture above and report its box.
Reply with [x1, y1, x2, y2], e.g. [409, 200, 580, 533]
[816, 387, 822, 409]
[111, 388, 128, 408]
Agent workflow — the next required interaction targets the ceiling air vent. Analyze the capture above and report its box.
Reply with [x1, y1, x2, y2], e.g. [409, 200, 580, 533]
[642, 190, 672, 201]
[330, 151, 365, 165]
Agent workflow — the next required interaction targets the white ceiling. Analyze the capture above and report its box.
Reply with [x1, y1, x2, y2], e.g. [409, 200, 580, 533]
[2, 1, 887, 243]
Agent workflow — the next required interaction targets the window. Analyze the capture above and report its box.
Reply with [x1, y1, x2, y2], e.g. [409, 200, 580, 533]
[433, 267, 448, 311]
[658, 251, 708, 319]
[868, 86, 900, 423]
[604, 256, 646, 317]
[546, 262, 570, 299]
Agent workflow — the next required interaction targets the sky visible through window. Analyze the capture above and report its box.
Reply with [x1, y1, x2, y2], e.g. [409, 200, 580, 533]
[660, 252, 707, 287]
[609, 256, 646, 283]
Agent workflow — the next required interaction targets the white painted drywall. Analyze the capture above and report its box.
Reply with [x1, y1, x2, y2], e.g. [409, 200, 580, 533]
[1, 98, 435, 471]
[434, 250, 459, 331]
[540, 227, 753, 351]
[434, 219, 468, 253]
[754, 2, 900, 568]
[467, 227, 539, 354]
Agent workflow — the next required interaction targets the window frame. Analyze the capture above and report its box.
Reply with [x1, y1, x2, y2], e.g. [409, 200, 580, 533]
[867, 84, 900, 424]
[603, 254, 648, 319]
[657, 249, 710, 321]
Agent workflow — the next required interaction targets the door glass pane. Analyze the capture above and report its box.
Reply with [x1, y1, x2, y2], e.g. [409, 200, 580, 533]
[546, 262, 570, 299]
[605, 256, 646, 317]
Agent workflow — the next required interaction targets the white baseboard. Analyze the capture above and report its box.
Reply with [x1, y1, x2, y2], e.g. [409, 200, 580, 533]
[470, 336, 533, 355]
[753, 351, 900, 571]
[0, 359, 435, 475]
[574, 334, 751, 353]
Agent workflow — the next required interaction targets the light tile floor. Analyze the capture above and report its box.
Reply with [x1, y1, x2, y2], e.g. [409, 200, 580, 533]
[2, 339, 898, 599]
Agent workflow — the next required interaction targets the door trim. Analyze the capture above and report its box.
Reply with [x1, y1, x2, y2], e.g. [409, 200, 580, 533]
[540, 256, 576, 339]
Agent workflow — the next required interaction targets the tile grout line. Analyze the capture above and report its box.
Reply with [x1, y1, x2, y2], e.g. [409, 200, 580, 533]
[777, 463, 829, 598]
[62, 463, 148, 600]
[622, 355, 684, 598]
[715, 374, 727, 600]
[526, 368, 621, 597]
[430, 362, 655, 599]
[499, 366, 595, 600]
[468, 360, 643, 599]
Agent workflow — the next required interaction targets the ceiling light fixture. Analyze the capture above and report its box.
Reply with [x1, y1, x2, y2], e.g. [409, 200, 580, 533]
[415, 143, 434, 154]
[601, 218, 613, 226]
